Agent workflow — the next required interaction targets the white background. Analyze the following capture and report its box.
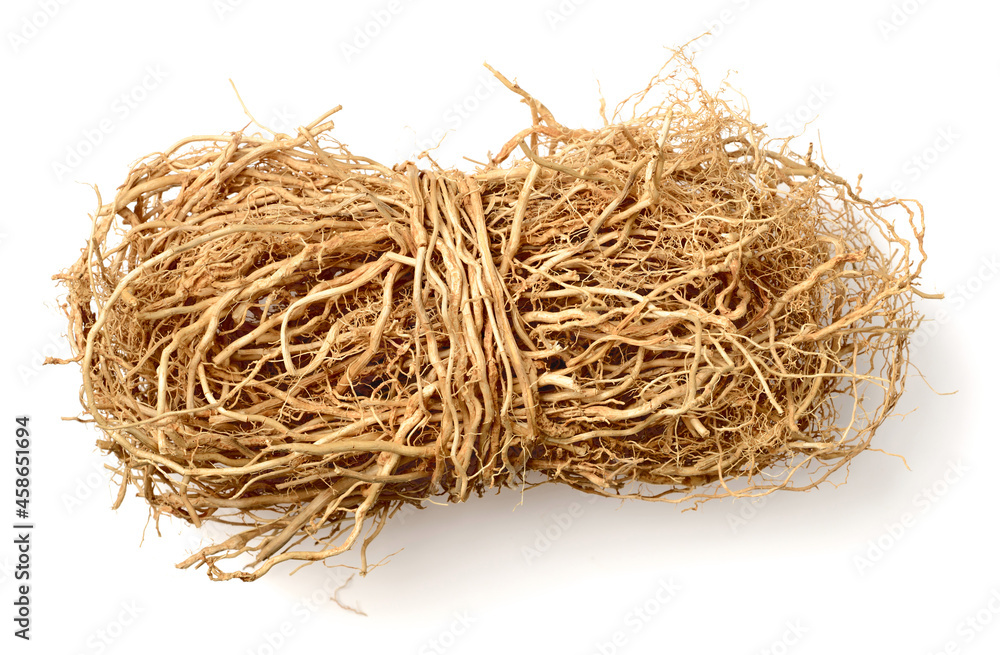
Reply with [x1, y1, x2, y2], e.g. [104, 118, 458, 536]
[1, 0, 997, 653]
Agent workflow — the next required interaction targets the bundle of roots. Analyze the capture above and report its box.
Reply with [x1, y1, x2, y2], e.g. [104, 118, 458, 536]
[55, 56, 931, 581]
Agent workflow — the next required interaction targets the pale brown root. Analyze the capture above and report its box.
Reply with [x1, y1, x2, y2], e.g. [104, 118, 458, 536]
[54, 52, 930, 581]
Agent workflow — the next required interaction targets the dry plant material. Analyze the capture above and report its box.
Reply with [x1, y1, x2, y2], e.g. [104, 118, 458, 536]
[54, 55, 932, 581]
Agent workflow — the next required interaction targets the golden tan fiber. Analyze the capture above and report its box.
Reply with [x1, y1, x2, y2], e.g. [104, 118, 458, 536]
[54, 55, 932, 581]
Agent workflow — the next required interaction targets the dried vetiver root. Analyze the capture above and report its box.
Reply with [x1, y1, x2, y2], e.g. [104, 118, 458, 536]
[54, 54, 933, 581]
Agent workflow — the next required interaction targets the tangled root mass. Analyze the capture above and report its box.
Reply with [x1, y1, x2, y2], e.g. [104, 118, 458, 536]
[56, 56, 931, 581]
